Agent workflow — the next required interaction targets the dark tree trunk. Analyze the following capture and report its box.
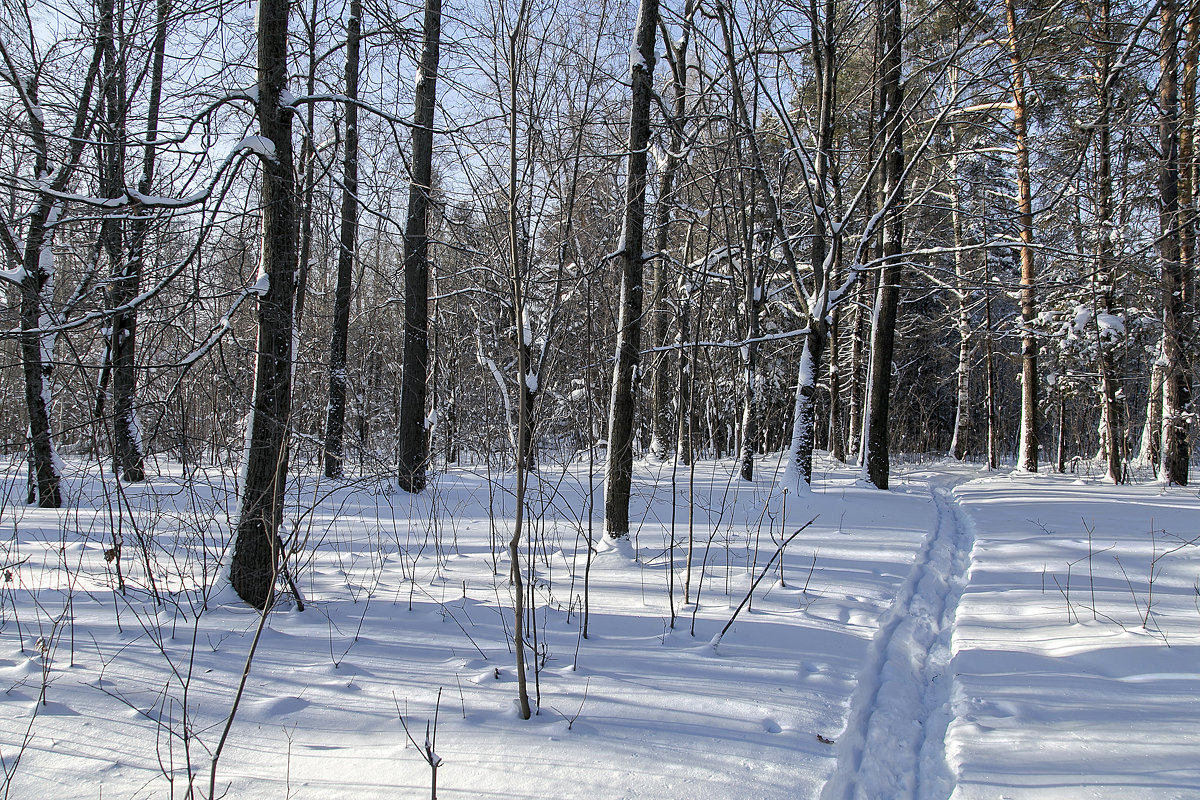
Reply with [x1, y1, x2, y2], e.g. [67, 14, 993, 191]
[324, 0, 362, 480]
[863, 0, 904, 489]
[396, 0, 441, 494]
[827, 305, 845, 464]
[20, 211, 63, 508]
[1094, 0, 1123, 484]
[14, 38, 102, 508]
[293, 0, 321, 336]
[106, 0, 166, 483]
[604, 0, 659, 537]
[230, 0, 298, 609]
[738, 271, 761, 481]
[1160, 0, 1191, 485]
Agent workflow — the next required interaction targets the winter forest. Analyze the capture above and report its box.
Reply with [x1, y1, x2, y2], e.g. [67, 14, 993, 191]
[1, 0, 1198, 796]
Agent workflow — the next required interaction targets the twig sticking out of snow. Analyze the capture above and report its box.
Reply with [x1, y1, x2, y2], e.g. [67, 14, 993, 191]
[709, 515, 818, 652]
[396, 688, 444, 800]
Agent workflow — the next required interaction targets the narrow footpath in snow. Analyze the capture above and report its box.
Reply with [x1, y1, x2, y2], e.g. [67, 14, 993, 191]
[821, 480, 976, 800]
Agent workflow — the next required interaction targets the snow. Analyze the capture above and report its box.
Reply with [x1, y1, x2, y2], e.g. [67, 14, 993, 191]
[251, 270, 270, 296]
[630, 47, 647, 73]
[233, 135, 277, 163]
[1071, 304, 1092, 336]
[1, 457, 1197, 799]
[1096, 312, 1124, 338]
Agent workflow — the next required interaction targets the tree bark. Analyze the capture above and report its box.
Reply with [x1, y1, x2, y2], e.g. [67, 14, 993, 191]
[948, 128, 971, 461]
[1005, 0, 1040, 472]
[648, 5, 692, 463]
[230, 0, 298, 609]
[827, 301, 845, 463]
[396, 0, 442, 494]
[324, 0, 362, 480]
[738, 257, 762, 481]
[106, 0, 167, 483]
[863, 0, 904, 489]
[1093, 0, 1123, 484]
[1159, 0, 1191, 485]
[9, 33, 102, 507]
[604, 0, 659, 537]
[785, 329, 826, 486]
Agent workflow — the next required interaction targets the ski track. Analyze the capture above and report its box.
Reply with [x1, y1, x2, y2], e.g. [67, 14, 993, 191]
[820, 479, 976, 800]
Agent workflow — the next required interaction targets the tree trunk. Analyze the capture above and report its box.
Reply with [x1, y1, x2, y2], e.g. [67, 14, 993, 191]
[604, 0, 659, 537]
[827, 301, 845, 463]
[738, 266, 761, 481]
[396, 0, 442, 494]
[1094, 0, 1123, 484]
[106, 0, 166, 483]
[847, 19, 880, 465]
[863, 0, 904, 490]
[648, 5, 692, 463]
[293, 0, 320, 340]
[1005, 0, 1039, 472]
[1055, 382, 1067, 472]
[983, 239, 1000, 469]
[230, 0, 298, 609]
[948, 136, 971, 460]
[14, 36, 102, 507]
[20, 208, 63, 508]
[1140, 349, 1165, 468]
[678, 227, 697, 466]
[847, 260, 870, 461]
[784, 329, 825, 486]
[1160, 0, 1191, 485]
[324, 0, 362, 480]
[504, 18, 536, 720]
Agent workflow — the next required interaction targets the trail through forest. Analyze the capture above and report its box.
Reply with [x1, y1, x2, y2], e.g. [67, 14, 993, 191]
[822, 479, 975, 800]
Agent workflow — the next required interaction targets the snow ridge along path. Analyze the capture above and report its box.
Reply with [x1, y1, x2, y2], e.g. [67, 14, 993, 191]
[821, 479, 976, 800]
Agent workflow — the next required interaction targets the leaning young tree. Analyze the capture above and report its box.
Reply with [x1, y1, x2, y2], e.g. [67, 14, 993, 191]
[0, 29, 102, 508]
[604, 0, 660, 538]
[230, 0, 299, 609]
[647, 0, 696, 463]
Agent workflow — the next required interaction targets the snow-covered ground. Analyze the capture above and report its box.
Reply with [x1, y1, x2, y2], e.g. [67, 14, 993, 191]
[1, 454, 1197, 799]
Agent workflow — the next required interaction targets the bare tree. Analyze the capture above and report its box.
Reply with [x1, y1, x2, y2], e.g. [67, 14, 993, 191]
[324, 0, 363, 480]
[230, 0, 299, 609]
[604, 0, 660, 538]
[1005, 0, 1040, 473]
[1159, 0, 1192, 486]
[861, 0, 904, 489]
[0, 22, 102, 507]
[396, 0, 442, 494]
